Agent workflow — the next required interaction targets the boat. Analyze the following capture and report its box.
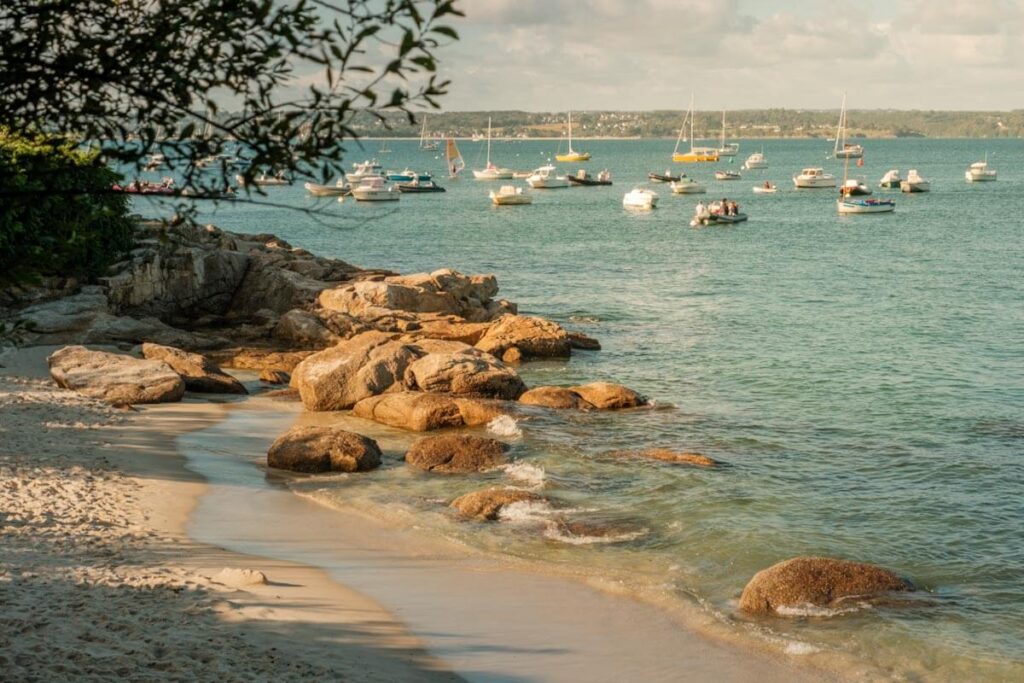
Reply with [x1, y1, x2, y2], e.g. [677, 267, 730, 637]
[511, 170, 533, 179]
[879, 169, 902, 188]
[840, 178, 872, 196]
[236, 172, 290, 187]
[965, 157, 997, 182]
[900, 169, 930, 193]
[144, 153, 167, 170]
[396, 178, 446, 193]
[669, 178, 707, 194]
[446, 138, 465, 178]
[555, 110, 591, 162]
[349, 159, 384, 182]
[716, 110, 739, 157]
[715, 170, 742, 181]
[672, 94, 719, 163]
[837, 198, 895, 214]
[752, 182, 777, 194]
[691, 200, 747, 226]
[648, 170, 684, 182]
[743, 150, 768, 170]
[473, 118, 514, 180]
[304, 179, 350, 197]
[113, 177, 176, 195]
[526, 164, 569, 189]
[833, 93, 864, 159]
[567, 169, 612, 186]
[623, 188, 658, 209]
[419, 116, 439, 151]
[350, 176, 400, 201]
[793, 167, 837, 188]
[385, 168, 432, 182]
[490, 185, 532, 205]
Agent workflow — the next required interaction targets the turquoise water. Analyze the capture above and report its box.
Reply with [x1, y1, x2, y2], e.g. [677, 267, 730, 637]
[158, 138, 1022, 679]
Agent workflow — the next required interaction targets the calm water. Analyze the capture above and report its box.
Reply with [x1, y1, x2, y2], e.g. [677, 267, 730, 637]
[156, 138, 1022, 680]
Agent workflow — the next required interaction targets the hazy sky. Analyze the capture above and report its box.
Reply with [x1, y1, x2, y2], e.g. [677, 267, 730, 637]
[434, 0, 1024, 111]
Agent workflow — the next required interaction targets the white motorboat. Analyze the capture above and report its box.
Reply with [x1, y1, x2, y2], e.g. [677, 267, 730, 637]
[715, 169, 742, 181]
[752, 182, 777, 194]
[716, 110, 739, 157]
[879, 169, 902, 188]
[490, 185, 532, 205]
[350, 176, 399, 201]
[965, 159, 997, 182]
[833, 93, 864, 159]
[837, 198, 895, 214]
[900, 169, 930, 193]
[304, 179, 350, 197]
[793, 167, 837, 188]
[669, 178, 706, 194]
[743, 151, 768, 170]
[623, 187, 658, 209]
[473, 117, 514, 179]
[349, 159, 384, 182]
[236, 172, 290, 187]
[386, 168, 431, 182]
[841, 178, 872, 196]
[526, 164, 569, 189]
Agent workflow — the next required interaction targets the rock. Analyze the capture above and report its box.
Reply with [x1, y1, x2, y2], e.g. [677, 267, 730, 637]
[47, 345, 185, 404]
[141, 343, 247, 394]
[259, 368, 291, 384]
[501, 347, 523, 364]
[450, 488, 542, 520]
[353, 392, 507, 431]
[290, 332, 420, 411]
[83, 313, 228, 349]
[266, 425, 382, 473]
[231, 257, 334, 316]
[568, 331, 601, 351]
[404, 340, 526, 400]
[570, 382, 646, 410]
[518, 386, 594, 410]
[206, 347, 313, 373]
[739, 557, 914, 615]
[547, 519, 646, 543]
[405, 434, 509, 473]
[272, 309, 341, 348]
[18, 289, 109, 336]
[214, 567, 267, 588]
[475, 315, 571, 360]
[409, 315, 492, 345]
[607, 449, 718, 467]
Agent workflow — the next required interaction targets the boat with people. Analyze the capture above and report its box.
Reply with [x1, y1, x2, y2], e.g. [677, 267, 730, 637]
[526, 164, 570, 189]
[691, 199, 747, 226]
[743, 150, 768, 170]
[473, 118, 514, 180]
[716, 110, 740, 157]
[349, 159, 384, 182]
[113, 177, 177, 195]
[670, 178, 707, 194]
[793, 167, 837, 188]
[555, 110, 591, 162]
[490, 185, 532, 205]
[879, 169, 902, 188]
[752, 181, 777, 194]
[304, 179, 351, 197]
[236, 171, 290, 187]
[396, 178, 446, 193]
[567, 169, 612, 186]
[900, 169, 930, 193]
[833, 92, 864, 159]
[623, 187, 658, 209]
[350, 176, 400, 201]
[385, 168, 432, 182]
[715, 170, 742, 181]
[648, 170, 684, 183]
[672, 94, 719, 163]
[840, 178, 872, 196]
[965, 157, 997, 182]
[837, 197, 895, 214]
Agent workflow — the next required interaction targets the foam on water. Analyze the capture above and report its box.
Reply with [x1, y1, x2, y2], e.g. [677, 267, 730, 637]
[496, 499, 558, 524]
[542, 524, 649, 546]
[487, 414, 522, 439]
[498, 461, 546, 489]
[775, 603, 869, 618]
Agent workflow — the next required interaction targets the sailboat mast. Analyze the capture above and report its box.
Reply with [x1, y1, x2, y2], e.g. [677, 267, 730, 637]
[720, 110, 726, 149]
[567, 110, 573, 152]
[835, 93, 846, 156]
[690, 93, 695, 153]
[486, 117, 492, 166]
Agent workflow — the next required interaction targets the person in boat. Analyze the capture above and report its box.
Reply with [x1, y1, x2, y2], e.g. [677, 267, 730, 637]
[695, 201, 706, 219]
[730, 201, 739, 216]
[764, 180, 771, 189]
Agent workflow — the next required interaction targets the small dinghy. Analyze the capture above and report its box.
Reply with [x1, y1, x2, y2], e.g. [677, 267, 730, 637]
[837, 198, 895, 214]
[690, 199, 746, 226]
[715, 169, 742, 181]
[490, 185, 532, 205]
[397, 179, 446, 193]
[623, 187, 658, 209]
[237, 172, 290, 187]
[567, 169, 613, 186]
[304, 180, 350, 197]
[670, 178, 706, 194]
[752, 182, 777, 194]
[648, 170, 684, 183]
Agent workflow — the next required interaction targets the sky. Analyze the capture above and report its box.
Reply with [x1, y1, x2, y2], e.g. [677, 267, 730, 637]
[432, 0, 1024, 111]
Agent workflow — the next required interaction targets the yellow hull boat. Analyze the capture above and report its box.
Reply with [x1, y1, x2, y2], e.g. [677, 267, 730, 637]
[556, 151, 591, 162]
[673, 151, 719, 163]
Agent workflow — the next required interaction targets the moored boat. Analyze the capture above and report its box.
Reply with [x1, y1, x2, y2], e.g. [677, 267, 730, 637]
[752, 181, 777, 194]
[670, 178, 706, 194]
[648, 170, 684, 183]
[567, 169, 612, 186]
[743, 151, 768, 170]
[490, 185, 532, 205]
[236, 172, 290, 187]
[879, 169, 902, 188]
[965, 158, 997, 182]
[526, 164, 569, 189]
[716, 110, 739, 157]
[715, 170, 742, 181]
[793, 167, 837, 188]
[841, 178, 872, 196]
[304, 179, 350, 197]
[837, 198, 895, 214]
[349, 159, 384, 182]
[386, 168, 432, 182]
[555, 110, 591, 162]
[672, 94, 719, 163]
[396, 179, 446, 193]
[900, 169, 930, 193]
[833, 93, 864, 159]
[473, 118, 514, 180]
[623, 187, 658, 209]
[350, 176, 399, 201]
[690, 199, 746, 226]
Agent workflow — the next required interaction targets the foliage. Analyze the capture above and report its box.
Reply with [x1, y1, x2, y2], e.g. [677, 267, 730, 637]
[0, 130, 134, 285]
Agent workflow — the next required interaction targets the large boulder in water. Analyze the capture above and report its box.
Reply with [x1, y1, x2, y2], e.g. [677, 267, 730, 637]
[141, 343, 247, 394]
[352, 392, 507, 432]
[266, 425, 381, 473]
[474, 315, 571, 360]
[738, 557, 914, 615]
[570, 382, 646, 410]
[518, 386, 594, 410]
[404, 339, 526, 400]
[47, 345, 185, 404]
[405, 434, 509, 473]
[450, 488, 542, 520]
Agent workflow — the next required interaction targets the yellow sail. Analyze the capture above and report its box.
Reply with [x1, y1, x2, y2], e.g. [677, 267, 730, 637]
[446, 138, 465, 177]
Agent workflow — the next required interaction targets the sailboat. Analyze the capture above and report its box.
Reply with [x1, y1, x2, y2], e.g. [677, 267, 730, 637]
[717, 110, 739, 157]
[419, 116, 438, 151]
[837, 152, 892, 214]
[472, 117, 514, 180]
[446, 138, 465, 178]
[555, 110, 591, 162]
[673, 94, 719, 163]
[833, 93, 864, 159]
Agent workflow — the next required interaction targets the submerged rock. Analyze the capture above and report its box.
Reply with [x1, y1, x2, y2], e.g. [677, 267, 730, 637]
[259, 368, 291, 384]
[266, 425, 381, 473]
[405, 434, 509, 473]
[518, 386, 594, 410]
[739, 557, 914, 615]
[352, 392, 507, 432]
[450, 488, 542, 520]
[475, 315, 571, 360]
[567, 331, 601, 351]
[607, 448, 718, 468]
[47, 345, 185, 404]
[141, 343, 247, 394]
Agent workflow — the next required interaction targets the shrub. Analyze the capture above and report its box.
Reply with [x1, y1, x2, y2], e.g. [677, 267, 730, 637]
[0, 130, 134, 285]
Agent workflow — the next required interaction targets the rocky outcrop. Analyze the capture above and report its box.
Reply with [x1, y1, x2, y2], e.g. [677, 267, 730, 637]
[272, 309, 342, 348]
[140, 343, 247, 394]
[568, 331, 601, 350]
[266, 426, 382, 473]
[738, 557, 914, 615]
[474, 315, 571, 360]
[352, 392, 507, 431]
[47, 346, 185, 404]
[259, 369, 291, 384]
[571, 382, 646, 410]
[404, 340, 526, 400]
[606, 448, 718, 467]
[518, 386, 594, 410]
[207, 347, 313, 373]
[405, 434, 509, 473]
[450, 488, 541, 520]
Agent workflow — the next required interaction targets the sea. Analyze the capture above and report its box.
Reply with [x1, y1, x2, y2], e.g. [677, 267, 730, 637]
[143, 137, 1022, 680]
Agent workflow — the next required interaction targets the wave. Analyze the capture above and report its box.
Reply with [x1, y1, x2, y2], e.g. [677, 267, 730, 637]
[498, 461, 546, 489]
[488, 414, 523, 439]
